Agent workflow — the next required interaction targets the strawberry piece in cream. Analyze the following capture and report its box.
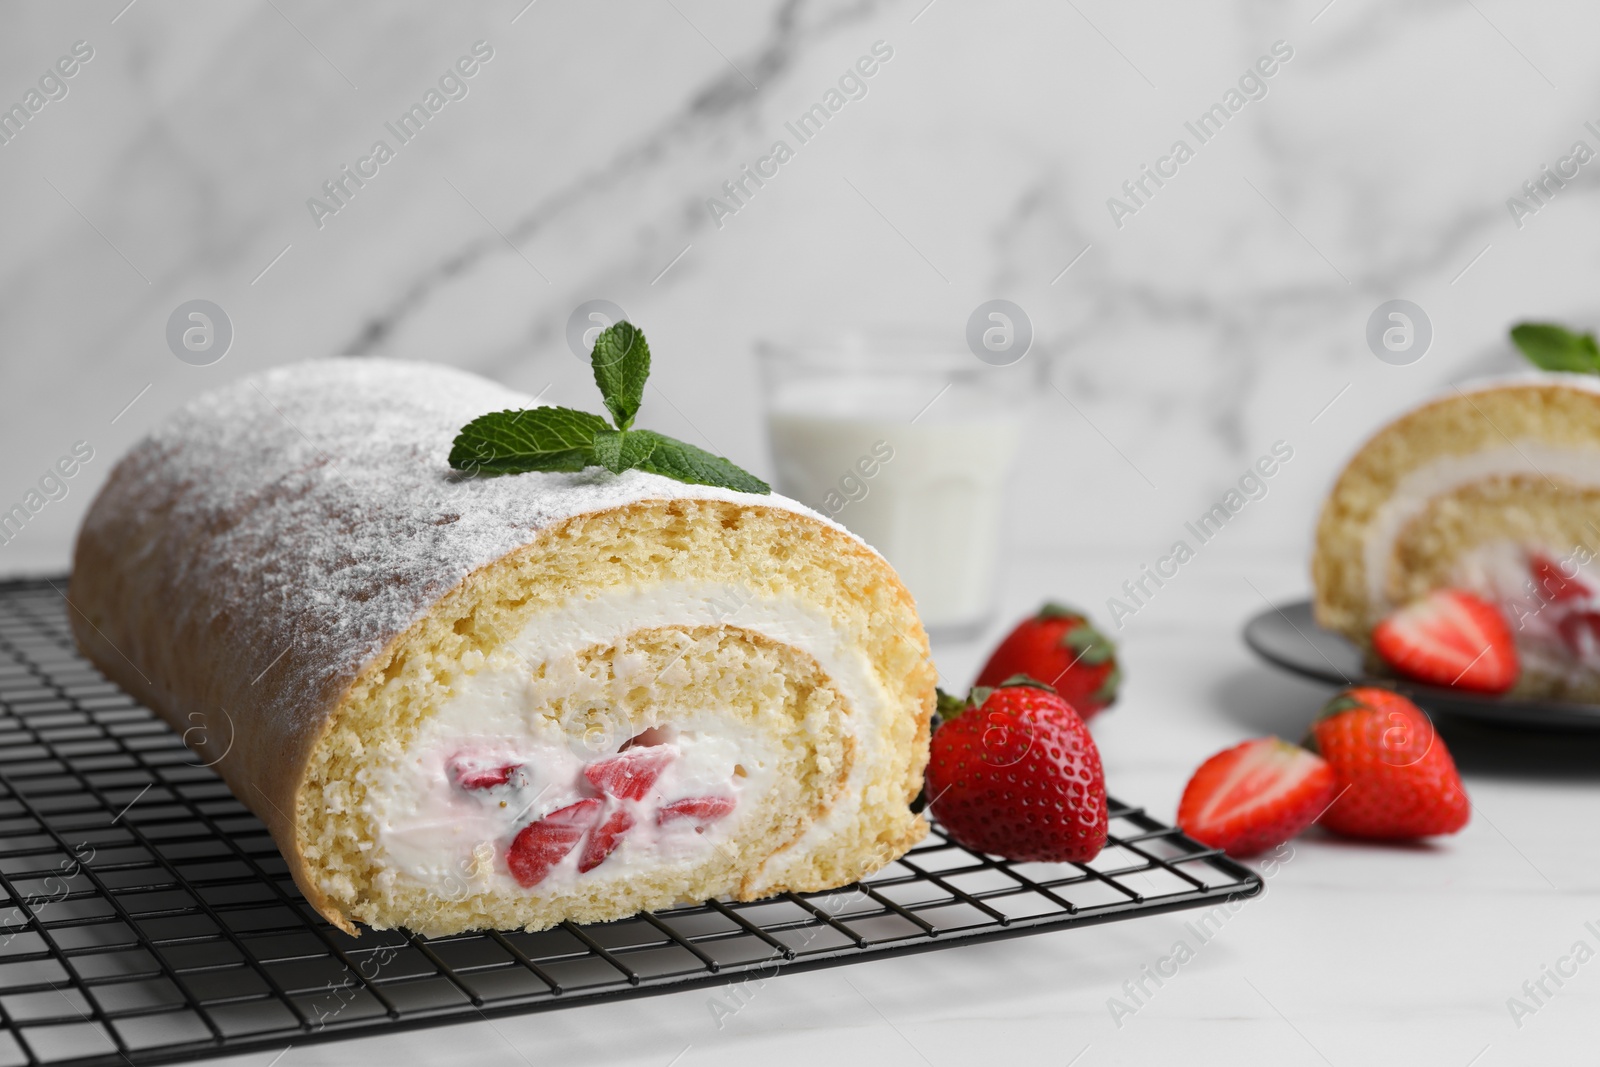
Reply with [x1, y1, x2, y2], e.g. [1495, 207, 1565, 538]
[583, 748, 674, 801]
[507, 798, 603, 888]
[578, 809, 636, 873]
[447, 751, 522, 791]
[657, 795, 737, 827]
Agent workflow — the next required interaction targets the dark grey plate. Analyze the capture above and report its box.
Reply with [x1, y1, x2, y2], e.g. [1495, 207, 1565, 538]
[1243, 599, 1600, 732]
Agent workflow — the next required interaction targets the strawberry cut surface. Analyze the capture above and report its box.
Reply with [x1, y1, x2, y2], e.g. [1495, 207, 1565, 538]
[1371, 588, 1518, 694]
[1177, 738, 1334, 857]
[583, 748, 674, 801]
[578, 809, 635, 873]
[657, 795, 737, 826]
[506, 798, 603, 888]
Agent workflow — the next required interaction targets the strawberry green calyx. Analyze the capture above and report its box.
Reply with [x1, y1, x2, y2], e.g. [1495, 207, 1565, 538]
[1037, 602, 1085, 621]
[1303, 690, 1377, 752]
[938, 675, 1055, 724]
[934, 688, 969, 722]
[1317, 692, 1375, 721]
[994, 673, 1058, 693]
[1090, 663, 1122, 706]
[1060, 619, 1116, 666]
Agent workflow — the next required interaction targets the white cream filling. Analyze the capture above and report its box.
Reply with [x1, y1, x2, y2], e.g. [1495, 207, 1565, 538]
[361, 583, 888, 897]
[1450, 541, 1600, 684]
[1362, 442, 1600, 611]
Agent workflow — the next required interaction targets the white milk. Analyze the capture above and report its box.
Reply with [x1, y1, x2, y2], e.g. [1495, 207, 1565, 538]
[767, 403, 1022, 636]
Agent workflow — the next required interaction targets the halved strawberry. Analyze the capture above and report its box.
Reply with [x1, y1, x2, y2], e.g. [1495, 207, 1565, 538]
[1371, 589, 1518, 694]
[506, 798, 602, 888]
[657, 795, 737, 827]
[583, 748, 674, 801]
[1177, 738, 1335, 856]
[578, 809, 635, 873]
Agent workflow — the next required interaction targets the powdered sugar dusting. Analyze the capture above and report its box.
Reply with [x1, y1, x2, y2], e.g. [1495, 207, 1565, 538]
[80, 357, 850, 750]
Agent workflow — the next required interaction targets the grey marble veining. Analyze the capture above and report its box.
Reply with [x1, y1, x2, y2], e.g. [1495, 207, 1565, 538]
[1, 0, 1597, 581]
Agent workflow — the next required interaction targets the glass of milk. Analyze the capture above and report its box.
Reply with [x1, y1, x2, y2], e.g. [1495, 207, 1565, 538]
[758, 331, 1030, 639]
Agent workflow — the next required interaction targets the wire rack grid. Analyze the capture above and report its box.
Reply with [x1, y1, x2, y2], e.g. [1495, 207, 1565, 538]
[0, 577, 1261, 1067]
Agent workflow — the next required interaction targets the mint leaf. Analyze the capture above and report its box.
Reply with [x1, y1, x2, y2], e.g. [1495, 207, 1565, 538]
[634, 431, 770, 493]
[449, 406, 609, 474]
[450, 323, 770, 494]
[1510, 322, 1600, 374]
[590, 322, 651, 430]
[591, 429, 658, 474]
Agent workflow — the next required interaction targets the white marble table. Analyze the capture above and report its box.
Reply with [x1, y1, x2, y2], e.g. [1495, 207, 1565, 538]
[180, 545, 1596, 1067]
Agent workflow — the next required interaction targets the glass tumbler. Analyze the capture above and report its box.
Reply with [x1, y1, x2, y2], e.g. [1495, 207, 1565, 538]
[758, 330, 1032, 640]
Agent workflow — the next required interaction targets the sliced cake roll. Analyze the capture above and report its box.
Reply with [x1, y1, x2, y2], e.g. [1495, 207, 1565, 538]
[69, 360, 934, 935]
[1312, 374, 1600, 701]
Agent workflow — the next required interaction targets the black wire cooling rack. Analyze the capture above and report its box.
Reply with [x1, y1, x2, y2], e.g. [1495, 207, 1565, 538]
[0, 576, 1262, 1067]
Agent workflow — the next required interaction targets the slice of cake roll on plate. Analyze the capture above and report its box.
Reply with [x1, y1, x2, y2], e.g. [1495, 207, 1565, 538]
[69, 359, 934, 936]
[1313, 374, 1600, 701]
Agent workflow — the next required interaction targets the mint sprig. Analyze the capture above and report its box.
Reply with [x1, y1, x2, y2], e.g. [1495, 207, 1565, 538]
[1510, 322, 1600, 374]
[449, 322, 770, 494]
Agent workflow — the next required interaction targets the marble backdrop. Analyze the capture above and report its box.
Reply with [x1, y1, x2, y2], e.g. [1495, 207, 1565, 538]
[2, 0, 1599, 626]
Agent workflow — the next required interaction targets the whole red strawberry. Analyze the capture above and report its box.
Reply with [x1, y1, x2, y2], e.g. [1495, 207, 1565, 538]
[1307, 687, 1470, 840]
[926, 677, 1108, 862]
[975, 604, 1120, 719]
